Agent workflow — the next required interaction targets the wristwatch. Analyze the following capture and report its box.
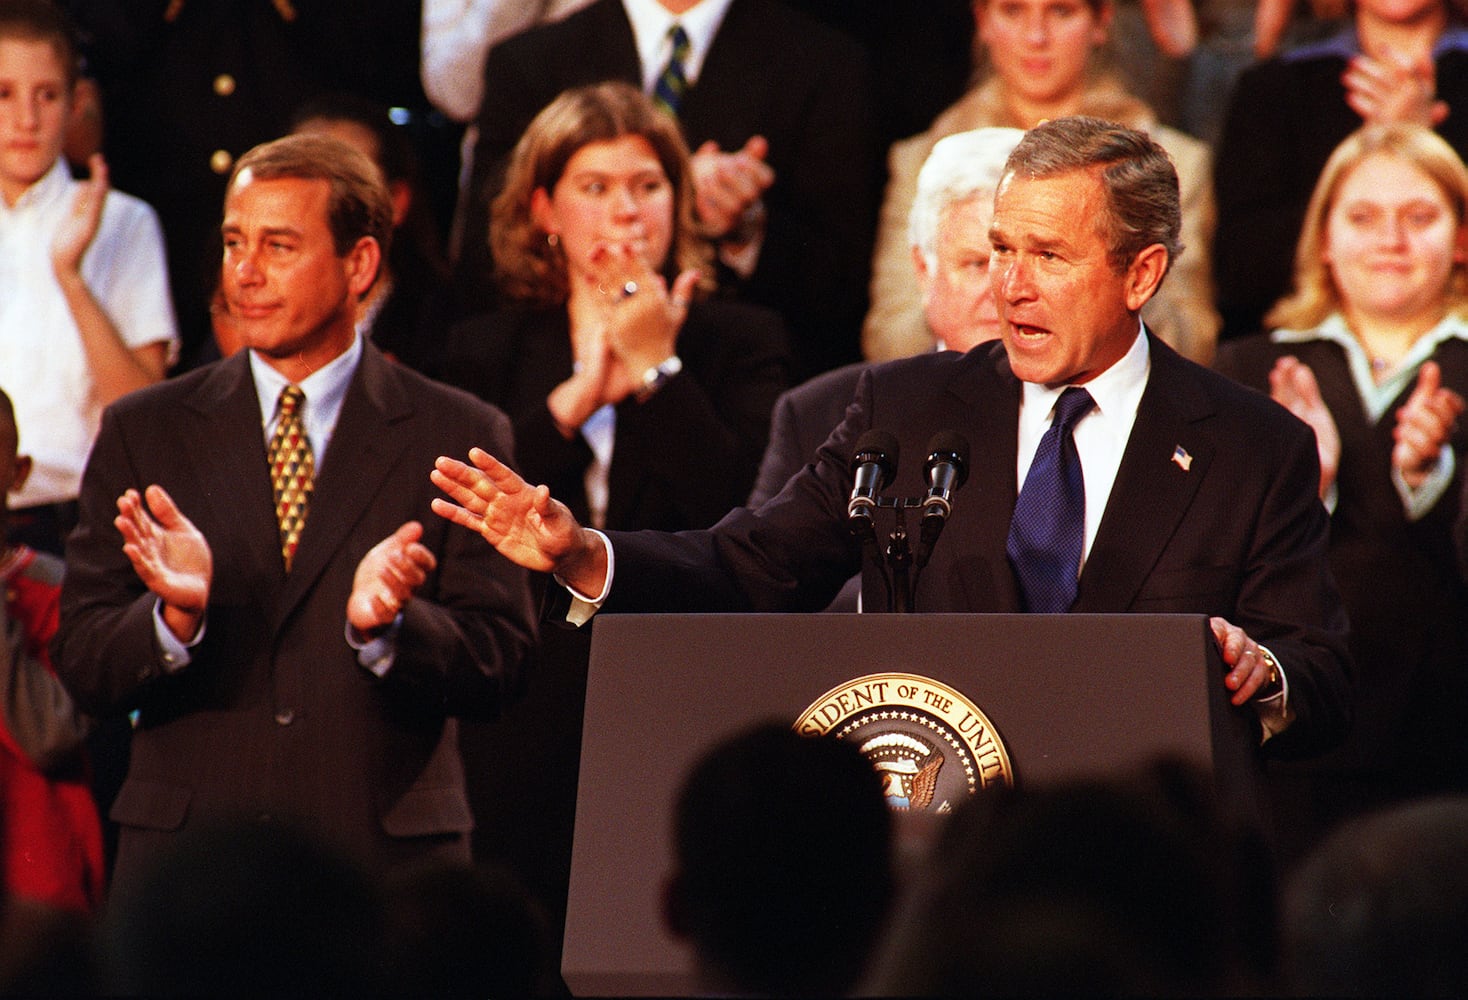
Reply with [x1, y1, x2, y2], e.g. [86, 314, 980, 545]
[638, 355, 682, 401]
[1256, 646, 1283, 699]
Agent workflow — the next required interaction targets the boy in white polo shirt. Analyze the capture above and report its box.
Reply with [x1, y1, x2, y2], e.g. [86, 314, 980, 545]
[0, 0, 177, 555]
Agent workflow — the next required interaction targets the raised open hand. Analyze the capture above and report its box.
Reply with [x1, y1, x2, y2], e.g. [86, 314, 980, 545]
[1269, 355, 1341, 500]
[347, 520, 437, 635]
[431, 448, 592, 578]
[1343, 50, 1448, 126]
[1393, 360, 1465, 487]
[51, 153, 109, 277]
[115, 485, 212, 641]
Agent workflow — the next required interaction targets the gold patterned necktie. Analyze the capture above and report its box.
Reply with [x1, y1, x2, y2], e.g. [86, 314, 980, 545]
[267, 385, 314, 571]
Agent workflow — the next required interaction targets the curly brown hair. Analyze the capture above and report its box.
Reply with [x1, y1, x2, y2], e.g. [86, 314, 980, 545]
[489, 81, 713, 306]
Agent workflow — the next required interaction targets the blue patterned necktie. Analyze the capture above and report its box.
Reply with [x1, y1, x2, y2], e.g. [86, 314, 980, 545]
[1007, 386, 1095, 613]
[652, 24, 691, 116]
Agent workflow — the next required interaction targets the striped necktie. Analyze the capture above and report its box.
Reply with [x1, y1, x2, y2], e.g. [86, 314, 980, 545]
[652, 23, 691, 116]
[267, 384, 314, 572]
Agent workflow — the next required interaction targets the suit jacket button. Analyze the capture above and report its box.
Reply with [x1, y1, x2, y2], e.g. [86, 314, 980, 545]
[274, 709, 295, 726]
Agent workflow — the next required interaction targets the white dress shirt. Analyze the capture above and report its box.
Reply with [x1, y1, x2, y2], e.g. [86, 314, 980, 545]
[1015, 324, 1150, 574]
[0, 160, 179, 507]
[621, 0, 734, 91]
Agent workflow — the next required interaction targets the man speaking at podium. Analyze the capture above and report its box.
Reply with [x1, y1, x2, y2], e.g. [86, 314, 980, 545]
[432, 116, 1351, 758]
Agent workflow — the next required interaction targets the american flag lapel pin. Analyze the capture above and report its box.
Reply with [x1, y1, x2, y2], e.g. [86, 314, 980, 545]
[1172, 445, 1193, 472]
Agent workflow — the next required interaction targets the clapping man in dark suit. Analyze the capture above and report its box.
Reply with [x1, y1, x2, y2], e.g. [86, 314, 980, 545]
[433, 116, 1351, 761]
[54, 134, 537, 897]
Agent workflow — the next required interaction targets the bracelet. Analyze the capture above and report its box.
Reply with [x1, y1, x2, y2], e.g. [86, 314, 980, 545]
[637, 355, 682, 401]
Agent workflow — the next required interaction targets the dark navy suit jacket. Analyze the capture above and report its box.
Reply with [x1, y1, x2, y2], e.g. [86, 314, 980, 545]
[605, 337, 1353, 759]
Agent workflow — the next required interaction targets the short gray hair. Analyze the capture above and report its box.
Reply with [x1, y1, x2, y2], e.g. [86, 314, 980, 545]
[909, 127, 1025, 267]
[1003, 116, 1182, 276]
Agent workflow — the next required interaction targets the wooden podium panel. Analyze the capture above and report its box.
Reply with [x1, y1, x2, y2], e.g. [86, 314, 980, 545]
[562, 613, 1256, 996]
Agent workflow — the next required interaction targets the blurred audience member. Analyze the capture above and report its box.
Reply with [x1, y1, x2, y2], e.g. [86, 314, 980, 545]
[1213, 0, 1468, 341]
[2, 387, 104, 928]
[779, 0, 974, 152]
[99, 820, 386, 996]
[444, 78, 789, 561]
[441, 80, 789, 986]
[67, 0, 450, 370]
[864, 0, 1218, 365]
[420, 0, 594, 127]
[864, 758, 1275, 995]
[0, 0, 177, 558]
[1216, 122, 1468, 862]
[291, 92, 454, 376]
[812, 125, 1023, 376]
[663, 722, 894, 996]
[420, 0, 594, 256]
[452, 0, 877, 381]
[381, 859, 551, 997]
[1281, 796, 1468, 997]
[1102, 0, 1344, 145]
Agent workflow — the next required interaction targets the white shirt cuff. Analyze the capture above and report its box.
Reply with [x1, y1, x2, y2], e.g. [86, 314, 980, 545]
[1253, 642, 1294, 742]
[346, 614, 404, 678]
[554, 529, 614, 627]
[1393, 444, 1455, 522]
[153, 598, 203, 673]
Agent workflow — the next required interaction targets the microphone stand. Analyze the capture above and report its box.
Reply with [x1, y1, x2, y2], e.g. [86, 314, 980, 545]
[887, 504, 913, 613]
[851, 431, 967, 612]
[851, 514, 895, 615]
[860, 496, 927, 612]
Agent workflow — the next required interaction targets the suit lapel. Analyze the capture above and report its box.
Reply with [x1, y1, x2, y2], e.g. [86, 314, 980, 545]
[275, 346, 414, 621]
[586, 0, 642, 82]
[678, 0, 768, 148]
[182, 354, 288, 585]
[956, 347, 1025, 611]
[1075, 340, 1215, 612]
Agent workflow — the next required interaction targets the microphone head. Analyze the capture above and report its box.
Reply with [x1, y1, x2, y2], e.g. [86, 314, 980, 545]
[924, 430, 970, 489]
[851, 429, 900, 489]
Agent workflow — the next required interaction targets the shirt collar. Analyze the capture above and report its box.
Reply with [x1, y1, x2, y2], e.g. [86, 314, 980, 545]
[622, 0, 734, 89]
[1283, 25, 1363, 62]
[250, 333, 363, 440]
[1283, 21, 1468, 62]
[0, 158, 72, 216]
[1018, 322, 1150, 429]
[1273, 311, 1468, 412]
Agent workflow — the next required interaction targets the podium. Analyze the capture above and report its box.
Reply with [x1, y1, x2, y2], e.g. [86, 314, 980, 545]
[562, 613, 1259, 996]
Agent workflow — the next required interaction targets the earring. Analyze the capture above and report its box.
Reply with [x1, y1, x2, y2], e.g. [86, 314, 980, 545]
[546, 233, 559, 248]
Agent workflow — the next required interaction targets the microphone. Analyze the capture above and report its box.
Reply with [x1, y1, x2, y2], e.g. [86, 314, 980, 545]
[848, 429, 899, 534]
[920, 430, 970, 530]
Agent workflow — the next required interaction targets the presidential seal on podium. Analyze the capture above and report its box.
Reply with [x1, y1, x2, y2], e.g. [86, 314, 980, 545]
[794, 672, 1014, 813]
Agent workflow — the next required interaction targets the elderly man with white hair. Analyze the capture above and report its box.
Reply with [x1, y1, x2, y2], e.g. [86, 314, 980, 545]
[747, 127, 1025, 511]
[744, 129, 1023, 610]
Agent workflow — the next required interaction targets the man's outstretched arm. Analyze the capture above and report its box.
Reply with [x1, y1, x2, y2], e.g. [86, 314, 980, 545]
[431, 447, 609, 596]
